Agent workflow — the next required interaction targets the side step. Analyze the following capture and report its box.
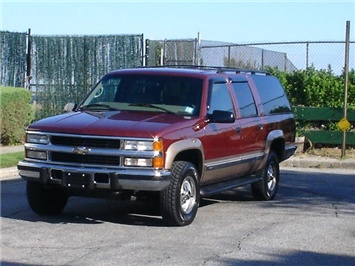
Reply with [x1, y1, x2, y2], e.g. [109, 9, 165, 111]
[200, 176, 262, 197]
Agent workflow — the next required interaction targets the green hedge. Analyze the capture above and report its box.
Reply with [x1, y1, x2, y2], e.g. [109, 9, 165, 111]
[266, 66, 355, 108]
[0, 86, 33, 145]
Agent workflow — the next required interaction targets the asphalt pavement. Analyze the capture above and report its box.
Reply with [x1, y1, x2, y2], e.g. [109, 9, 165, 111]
[1, 145, 355, 181]
[2, 167, 354, 265]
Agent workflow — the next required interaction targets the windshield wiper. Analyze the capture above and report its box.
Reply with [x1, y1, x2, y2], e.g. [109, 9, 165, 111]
[79, 103, 119, 111]
[129, 103, 176, 114]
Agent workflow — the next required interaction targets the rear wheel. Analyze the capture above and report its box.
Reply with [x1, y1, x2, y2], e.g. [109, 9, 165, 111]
[160, 161, 200, 226]
[27, 181, 69, 215]
[252, 151, 279, 200]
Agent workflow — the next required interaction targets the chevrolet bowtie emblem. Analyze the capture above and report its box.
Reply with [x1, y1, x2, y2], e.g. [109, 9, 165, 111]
[73, 146, 91, 155]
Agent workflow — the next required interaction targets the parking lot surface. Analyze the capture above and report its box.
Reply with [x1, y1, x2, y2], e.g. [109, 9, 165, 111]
[1, 167, 354, 265]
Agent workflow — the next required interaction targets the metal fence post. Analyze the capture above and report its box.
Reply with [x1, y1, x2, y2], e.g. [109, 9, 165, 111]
[145, 38, 149, 67]
[342, 21, 351, 158]
[196, 32, 201, 66]
[25, 28, 31, 89]
[306, 42, 309, 69]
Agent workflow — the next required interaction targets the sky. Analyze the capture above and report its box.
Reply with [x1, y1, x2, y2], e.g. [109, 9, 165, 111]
[1, 0, 354, 43]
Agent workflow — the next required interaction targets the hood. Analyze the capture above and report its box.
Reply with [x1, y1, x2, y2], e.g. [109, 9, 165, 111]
[28, 110, 198, 138]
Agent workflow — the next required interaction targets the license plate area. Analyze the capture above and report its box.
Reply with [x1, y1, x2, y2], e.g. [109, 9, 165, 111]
[65, 172, 91, 188]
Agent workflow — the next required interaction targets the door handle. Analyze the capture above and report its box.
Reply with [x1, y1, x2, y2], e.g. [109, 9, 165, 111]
[236, 127, 241, 134]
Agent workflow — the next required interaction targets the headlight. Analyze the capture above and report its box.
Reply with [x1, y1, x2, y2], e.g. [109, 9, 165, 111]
[123, 139, 164, 168]
[26, 133, 49, 144]
[26, 150, 47, 160]
[123, 140, 153, 151]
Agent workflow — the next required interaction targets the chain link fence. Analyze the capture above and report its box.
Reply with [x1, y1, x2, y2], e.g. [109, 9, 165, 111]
[0, 31, 144, 119]
[148, 39, 354, 75]
[1, 29, 354, 120]
[245, 41, 354, 74]
[200, 41, 297, 71]
[0, 31, 27, 87]
[30, 34, 143, 119]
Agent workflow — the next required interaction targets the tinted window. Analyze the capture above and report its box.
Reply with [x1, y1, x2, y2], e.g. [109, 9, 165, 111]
[83, 75, 203, 116]
[251, 75, 292, 114]
[115, 75, 202, 109]
[89, 77, 121, 104]
[231, 82, 257, 118]
[208, 83, 234, 115]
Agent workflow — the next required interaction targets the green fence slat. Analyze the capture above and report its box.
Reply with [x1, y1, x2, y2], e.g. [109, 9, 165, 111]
[294, 106, 355, 121]
[303, 131, 355, 145]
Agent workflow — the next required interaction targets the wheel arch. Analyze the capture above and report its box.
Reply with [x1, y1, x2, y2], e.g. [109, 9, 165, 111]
[266, 130, 285, 163]
[165, 139, 204, 178]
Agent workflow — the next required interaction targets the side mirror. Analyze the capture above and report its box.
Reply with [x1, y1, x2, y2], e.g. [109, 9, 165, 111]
[63, 102, 77, 112]
[209, 110, 235, 123]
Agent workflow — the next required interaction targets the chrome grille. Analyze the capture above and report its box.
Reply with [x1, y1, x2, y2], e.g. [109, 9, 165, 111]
[48, 134, 122, 166]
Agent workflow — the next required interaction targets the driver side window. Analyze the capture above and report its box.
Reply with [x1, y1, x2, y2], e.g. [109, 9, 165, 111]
[208, 82, 234, 116]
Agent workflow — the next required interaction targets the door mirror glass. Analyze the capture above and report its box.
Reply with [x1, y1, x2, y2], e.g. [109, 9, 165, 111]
[209, 110, 235, 123]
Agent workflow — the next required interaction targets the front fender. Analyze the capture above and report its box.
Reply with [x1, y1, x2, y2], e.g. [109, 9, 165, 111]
[165, 138, 204, 170]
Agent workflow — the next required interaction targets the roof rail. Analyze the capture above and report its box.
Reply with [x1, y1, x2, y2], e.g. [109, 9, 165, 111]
[216, 67, 270, 75]
[144, 65, 270, 75]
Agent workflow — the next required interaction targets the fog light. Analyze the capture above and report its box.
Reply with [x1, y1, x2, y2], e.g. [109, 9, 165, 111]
[26, 150, 47, 160]
[124, 158, 153, 167]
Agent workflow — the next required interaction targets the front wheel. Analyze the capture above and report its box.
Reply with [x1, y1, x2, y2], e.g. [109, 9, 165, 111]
[252, 151, 280, 200]
[26, 181, 69, 215]
[160, 161, 200, 226]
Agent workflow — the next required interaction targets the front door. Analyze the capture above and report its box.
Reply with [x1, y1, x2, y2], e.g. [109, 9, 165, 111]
[201, 80, 245, 184]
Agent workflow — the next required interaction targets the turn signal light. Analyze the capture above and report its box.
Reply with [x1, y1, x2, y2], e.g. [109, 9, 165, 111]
[153, 157, 164, 168]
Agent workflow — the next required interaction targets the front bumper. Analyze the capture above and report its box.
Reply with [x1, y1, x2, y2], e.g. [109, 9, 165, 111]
[17, 160, 171, 191]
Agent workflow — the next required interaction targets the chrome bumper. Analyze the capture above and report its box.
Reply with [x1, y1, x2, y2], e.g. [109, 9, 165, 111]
[17, 160, 171, 191]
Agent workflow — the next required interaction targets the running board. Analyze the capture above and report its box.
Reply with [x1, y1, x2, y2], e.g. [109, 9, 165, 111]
[200, 176, 262, 197]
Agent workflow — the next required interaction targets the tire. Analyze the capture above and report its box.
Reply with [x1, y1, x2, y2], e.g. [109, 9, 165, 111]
[160, 161, 200, 226]
[252, 151, 280, 200]
[26, 181, 69, 215]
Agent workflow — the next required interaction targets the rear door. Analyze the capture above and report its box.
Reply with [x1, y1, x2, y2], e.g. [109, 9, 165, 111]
[231, 80, 267, 171]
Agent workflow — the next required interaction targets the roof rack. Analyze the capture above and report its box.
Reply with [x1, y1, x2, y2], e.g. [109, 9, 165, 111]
[144, 65, 270, 75]
[217, 67, 270, 75]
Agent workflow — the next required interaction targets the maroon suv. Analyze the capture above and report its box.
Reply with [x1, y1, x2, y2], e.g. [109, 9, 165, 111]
[18, 67, 296, 226]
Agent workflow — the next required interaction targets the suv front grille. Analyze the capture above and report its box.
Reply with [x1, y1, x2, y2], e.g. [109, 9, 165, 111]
[50, 136, 121, 149]
[51, 152, 121, 166]
[47, 135, 123, 167]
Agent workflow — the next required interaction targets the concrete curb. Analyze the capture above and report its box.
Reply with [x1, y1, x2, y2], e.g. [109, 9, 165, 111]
[0, 145, 24, 154]
[0, 167, 20, 181]
[280, 155, 355, 169]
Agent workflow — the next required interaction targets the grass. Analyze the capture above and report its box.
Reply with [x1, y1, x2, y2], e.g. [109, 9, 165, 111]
[0, 152, 24, 168]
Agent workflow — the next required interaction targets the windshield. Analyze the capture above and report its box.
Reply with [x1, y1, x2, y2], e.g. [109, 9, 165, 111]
[80, 74, 203, 116]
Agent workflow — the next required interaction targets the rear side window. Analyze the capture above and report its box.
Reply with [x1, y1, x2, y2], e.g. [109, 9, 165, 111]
[231, 82, 257, 118]
[251, 75, 292, 114]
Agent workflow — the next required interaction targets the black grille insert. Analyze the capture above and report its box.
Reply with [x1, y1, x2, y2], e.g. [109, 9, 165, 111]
[51, 136, 121, 149]
[51, 152, 121, 166]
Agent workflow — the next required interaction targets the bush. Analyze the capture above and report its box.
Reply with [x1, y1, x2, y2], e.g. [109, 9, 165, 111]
[266, 66, 355, 108]
[0, 86, 33, 145]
